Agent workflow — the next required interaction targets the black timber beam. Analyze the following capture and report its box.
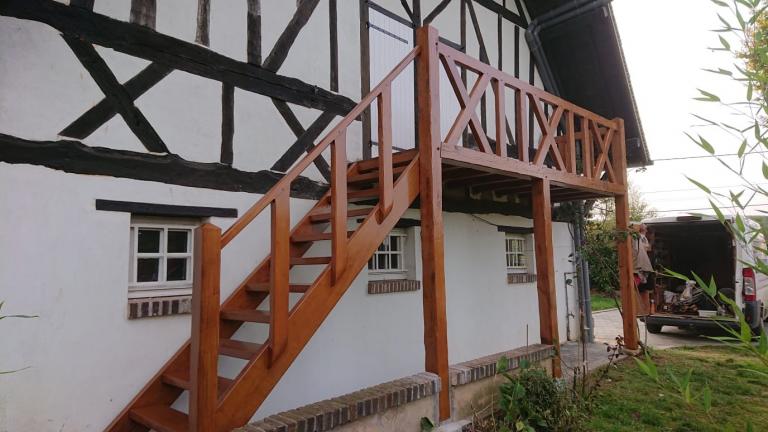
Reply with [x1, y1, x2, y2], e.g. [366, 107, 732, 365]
[0, 133, 327, 199]
[0, 0, 356, 115]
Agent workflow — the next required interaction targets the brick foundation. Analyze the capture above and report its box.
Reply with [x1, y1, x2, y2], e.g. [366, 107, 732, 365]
[236, 345, 555, 432]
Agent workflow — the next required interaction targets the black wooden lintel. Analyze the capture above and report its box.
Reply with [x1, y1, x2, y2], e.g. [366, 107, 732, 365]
[96, 199, 238, 218]
[497, 225, 534, 234]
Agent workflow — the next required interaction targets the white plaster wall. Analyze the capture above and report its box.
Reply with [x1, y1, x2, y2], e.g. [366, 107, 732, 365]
[0, 0, 541, 174]
[0, 164, 576, 431]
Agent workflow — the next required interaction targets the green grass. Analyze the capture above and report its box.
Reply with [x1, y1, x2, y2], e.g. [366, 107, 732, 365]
[586, 346, 768, 431]
[591, 291, 618, 311]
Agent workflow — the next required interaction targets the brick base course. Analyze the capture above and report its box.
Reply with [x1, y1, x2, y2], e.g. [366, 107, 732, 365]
[236, 344, 555, 432]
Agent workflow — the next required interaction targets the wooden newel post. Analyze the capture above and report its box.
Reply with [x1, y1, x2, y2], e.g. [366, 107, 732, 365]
[531, 179, 562, 377]
[190, 222, 222, 431]
[612, 118, 639, 351]
[416, 25, 451, 422]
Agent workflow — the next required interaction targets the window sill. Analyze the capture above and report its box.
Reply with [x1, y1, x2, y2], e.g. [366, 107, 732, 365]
[367, 279, 421, 295]
[507, 273, 537, 285]
[127, 294, 192, 319]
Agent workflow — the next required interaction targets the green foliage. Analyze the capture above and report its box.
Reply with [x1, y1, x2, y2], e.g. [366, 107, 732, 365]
[419, 417, 435, 432]
[497, 365, 587, 432]
[581, 183, 656, 294]
[587, 346, 768, 431]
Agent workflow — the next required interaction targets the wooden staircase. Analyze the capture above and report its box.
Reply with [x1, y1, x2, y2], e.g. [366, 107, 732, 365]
[106, 45, 423, 432]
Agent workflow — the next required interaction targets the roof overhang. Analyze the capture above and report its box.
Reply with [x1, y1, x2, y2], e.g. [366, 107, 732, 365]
[525, 0, 651, 167]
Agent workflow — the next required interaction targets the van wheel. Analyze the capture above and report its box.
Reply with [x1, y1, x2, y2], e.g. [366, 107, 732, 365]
[646, 324, 663, 334]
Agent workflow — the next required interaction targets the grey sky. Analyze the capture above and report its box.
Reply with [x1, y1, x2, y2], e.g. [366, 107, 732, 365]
[613, 0, 767, 216]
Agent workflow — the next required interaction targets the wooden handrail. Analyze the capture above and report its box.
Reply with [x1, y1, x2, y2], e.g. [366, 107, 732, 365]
[220, 45, 421, 248]
[436, 41, 625, 185]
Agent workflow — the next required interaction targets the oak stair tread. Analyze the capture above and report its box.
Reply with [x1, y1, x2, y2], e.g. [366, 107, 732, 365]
[246, 282, 311, 294]
[291, 231, 354, 242]
[347, 188, 378, 200]
[129, 405, 188, 432]
[220, 338, 263, 360]
[162, 368, 233, 394]
[355, 149, 417, 172]
[220, 308, 271, 323]
[290, 256, 332, 265]
[347, 165, 408, 184]
[309, 207, 373, 222]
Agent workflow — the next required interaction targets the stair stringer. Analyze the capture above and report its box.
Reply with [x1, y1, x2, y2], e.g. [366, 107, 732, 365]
[214, 155, 421, 430]
[105, 192, 334, 432]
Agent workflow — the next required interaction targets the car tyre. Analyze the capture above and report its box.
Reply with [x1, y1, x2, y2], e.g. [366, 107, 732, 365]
[646, 323, 663, 334]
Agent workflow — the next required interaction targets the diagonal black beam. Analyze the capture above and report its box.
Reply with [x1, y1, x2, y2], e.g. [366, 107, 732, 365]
[424, 0, 452, 24]
[0, 0, 356, 115]
[272, 101, 332, 180]
[62, 35, 169, 153]
[472, 0, 526, 28]
[400, 0, 415, 23]
[60, 62, 172, 139]
[271, 111, 335, 173]
[261, 0, 333, 180]
[262, 0, 320, 71]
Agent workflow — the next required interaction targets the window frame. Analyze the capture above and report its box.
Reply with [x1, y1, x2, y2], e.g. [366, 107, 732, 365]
[368, 229, 408, 275]
[505, 234, 528, 274]
[129, 220, 196, 298]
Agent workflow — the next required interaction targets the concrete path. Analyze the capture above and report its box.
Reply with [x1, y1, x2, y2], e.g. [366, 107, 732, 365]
[560, 308, 734, 375]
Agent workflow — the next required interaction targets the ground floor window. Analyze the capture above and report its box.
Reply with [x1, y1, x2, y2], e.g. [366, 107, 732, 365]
[129, 217, 197, 299]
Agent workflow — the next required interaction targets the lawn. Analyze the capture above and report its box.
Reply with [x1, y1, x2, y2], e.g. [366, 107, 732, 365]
[587, 346, 768, 431]
[591, 291, 618, 311]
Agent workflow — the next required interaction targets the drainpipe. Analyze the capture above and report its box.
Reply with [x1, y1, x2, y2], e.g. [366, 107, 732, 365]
[577, 202, 595, 342]
[526, 1, 610, 343]
[525, 0, 613, 96]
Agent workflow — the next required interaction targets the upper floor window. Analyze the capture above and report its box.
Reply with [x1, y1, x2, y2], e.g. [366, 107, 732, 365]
[368, 229, 407, 273]
[505, 234, 528, 273]
[129, 218, 196, 298]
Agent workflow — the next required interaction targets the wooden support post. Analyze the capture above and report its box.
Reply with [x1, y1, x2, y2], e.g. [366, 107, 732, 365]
[531, 179, 562, 377]
[416, 25, 451, 422]
[190, 223, 222, 431]
[612, 118, 639, 351]
[271, 191, 290, 361]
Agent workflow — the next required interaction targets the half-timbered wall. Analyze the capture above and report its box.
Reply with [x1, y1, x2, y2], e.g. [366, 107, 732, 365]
[0, 1, 572, 430]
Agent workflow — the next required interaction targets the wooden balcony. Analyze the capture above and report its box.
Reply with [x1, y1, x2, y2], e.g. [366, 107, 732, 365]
[430, 40, 628, 202]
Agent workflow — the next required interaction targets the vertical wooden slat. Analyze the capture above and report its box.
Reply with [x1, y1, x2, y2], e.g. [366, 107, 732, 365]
[416, 25, 451, 422]
[531, 179, 561, 377]
[331, 132, 348, 280]
[329, 0, 339, 92]
[494, 79, 506, 157]
[270, 191, 290, 362]
[515, 89, 528, 162]
[130, 0, 156, 28]
[582, 116, 593, 177]
[565, 110, 576, 173]
[220, 83, 235, 165]
[377, 87, 394, 219]
[247, 0, 262, 65]
[195, 0, 211, 46]
[190, 223, 221, 431]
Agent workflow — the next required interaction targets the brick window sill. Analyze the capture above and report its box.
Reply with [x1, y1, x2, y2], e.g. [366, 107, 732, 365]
[507, 273, 537, 285]
[367, 279, 421, 294]
[128, 295, 192, 319]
